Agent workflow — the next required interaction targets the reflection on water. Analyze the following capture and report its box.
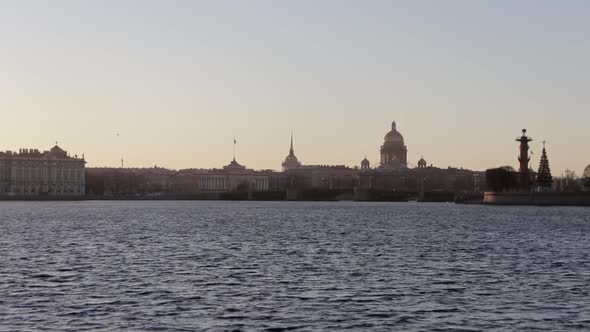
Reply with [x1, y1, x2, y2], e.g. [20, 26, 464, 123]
[1, 201, 589, 331]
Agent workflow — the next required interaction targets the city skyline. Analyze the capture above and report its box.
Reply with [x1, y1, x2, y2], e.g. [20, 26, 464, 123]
[0, 122, 581, 176]
[2, 1, 589, 174]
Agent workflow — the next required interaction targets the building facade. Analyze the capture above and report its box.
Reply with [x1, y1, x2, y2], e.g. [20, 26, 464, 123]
[85, 166, 176, 196]
[287, 165, 358, 190]
[197, 158, 273, 193]
[84, 119, 488, 200]
[0, 145, 85, 197]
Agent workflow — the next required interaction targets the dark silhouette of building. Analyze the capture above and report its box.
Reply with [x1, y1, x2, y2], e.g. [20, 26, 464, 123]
[380, 121, 407, 169]
[83, 120, 488, 201]
[417, 156, 427, 169]
[516, 129, 533, 190]
[85, 166, 175, 196]
[361, 157, 370, 170]
[486, 166, 519, 192]
[282, 132, 301, 171]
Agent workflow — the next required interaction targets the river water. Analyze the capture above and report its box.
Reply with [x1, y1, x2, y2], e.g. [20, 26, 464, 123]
[0, 201, 589, 331]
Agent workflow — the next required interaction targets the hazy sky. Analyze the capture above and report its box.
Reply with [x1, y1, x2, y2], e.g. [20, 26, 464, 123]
[1, 0, 589, 174]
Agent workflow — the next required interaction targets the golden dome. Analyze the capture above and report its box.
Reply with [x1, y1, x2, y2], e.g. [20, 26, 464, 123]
[384, 121, 404, 144]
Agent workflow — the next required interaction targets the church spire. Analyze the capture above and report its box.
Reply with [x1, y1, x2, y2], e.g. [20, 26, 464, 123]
[536, 141, 553, 191]
[282, 131, 301, 171]
[289, 131, 294, 156]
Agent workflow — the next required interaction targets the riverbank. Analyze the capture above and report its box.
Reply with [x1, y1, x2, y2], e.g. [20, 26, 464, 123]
[484, 191, 590, 206]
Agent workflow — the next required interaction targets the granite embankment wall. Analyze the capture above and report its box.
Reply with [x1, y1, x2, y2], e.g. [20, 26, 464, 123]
[484, 192, 590, 206]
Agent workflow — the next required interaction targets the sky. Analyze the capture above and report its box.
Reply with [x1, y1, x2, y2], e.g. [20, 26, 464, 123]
[1, 0, 589, 175]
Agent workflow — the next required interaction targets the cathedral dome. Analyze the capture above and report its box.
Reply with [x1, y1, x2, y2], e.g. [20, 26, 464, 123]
[384, 121, 404, 144]
[380, 121, 408, 169]
[284, 154, 299, 163]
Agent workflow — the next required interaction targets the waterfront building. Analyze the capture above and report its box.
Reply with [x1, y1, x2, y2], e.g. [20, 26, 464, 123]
[0, 145, 85, 197]
[86, 120, 489, 201]
[198, 166, 284, 194]
[280, 132, 360, 197]
[359, 164, 483, 194]
[380, 121, 408, 169]
[357, 120, 484, 200]
[203, 157, 271, 192]
[287, 165, 358, 191]
[281, 120, 486, 200]
[282, 132, 301, 171]
[88, 163, 284, 197]
[169, 157, 281, 194]
[85, 166, 176, 196]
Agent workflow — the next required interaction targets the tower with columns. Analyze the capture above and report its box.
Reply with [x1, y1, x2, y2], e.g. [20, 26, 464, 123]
[516, 129, 533, 190]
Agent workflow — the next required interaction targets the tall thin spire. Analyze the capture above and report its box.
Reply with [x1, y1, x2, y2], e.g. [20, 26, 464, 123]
[282, 130, 300, 171]
[289, 131, 294, 155]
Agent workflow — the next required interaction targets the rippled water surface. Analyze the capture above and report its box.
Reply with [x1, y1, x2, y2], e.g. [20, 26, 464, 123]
[1, 201, 589, 331]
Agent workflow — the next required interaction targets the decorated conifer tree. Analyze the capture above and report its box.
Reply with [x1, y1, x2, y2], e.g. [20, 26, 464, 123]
[536, 141, 553, 191]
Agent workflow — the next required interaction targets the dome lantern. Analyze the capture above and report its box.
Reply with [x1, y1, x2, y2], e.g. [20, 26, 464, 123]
[417, 156, 427, 169]
[361, 157, 370, 170]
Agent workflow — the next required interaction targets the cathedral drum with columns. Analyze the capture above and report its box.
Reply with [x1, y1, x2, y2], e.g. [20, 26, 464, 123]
[380, 121, 408, 169]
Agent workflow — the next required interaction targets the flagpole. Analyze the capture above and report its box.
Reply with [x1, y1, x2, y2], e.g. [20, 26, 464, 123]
[233, 139, 236, 161]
